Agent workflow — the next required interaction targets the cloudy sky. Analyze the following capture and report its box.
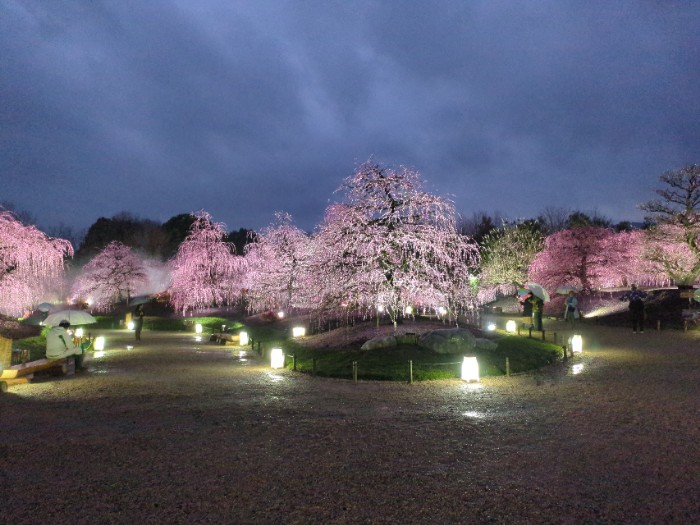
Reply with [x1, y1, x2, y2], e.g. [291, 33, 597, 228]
[2, 0, 699, 236]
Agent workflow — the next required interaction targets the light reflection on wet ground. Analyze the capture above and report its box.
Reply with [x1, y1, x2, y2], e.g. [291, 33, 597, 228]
[2, 324, 699, 523]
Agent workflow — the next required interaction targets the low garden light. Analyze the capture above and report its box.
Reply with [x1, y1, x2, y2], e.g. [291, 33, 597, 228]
[240, 331, 249, 345]
[277, 311, 285, 319]
[486, 323, 496, 331]
[506, 320, 517, 333]
[94, 336, 105, 351]
[127, 321, 135, 330]
[377, 304, 384, 313]
[75, 327, 84, 338]
[271, 348, 285, 369]
[405, 306, 413, 315]
[438, 306, 447, 315]
[195, 323, 203, 334]
[571, 334, 583, 353]
[292, 326, 306, 338]
[461, 356, 479, 382]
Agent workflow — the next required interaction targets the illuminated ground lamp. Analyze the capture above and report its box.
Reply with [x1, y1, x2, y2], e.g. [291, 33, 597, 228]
[292, 326, 306, 338]
[240, 331, 249, 345]
[506, 320, 517, 333]
[94, 336, 105, 351]
[271, 348, 285, 369]
[486, 323, 496, 331]
[195, 323, 203, 334]
[438, 306, 447, 316]
[277, 311, 285, 319]
[461, 356, 480, 382]
[127, 321, 135, 330]
[571, 334, 583, 354]
[405, 306, 413, 315]
[377, 304, 384, 313]
[75, 327, 84, 338]
[572, 363, 584, 375]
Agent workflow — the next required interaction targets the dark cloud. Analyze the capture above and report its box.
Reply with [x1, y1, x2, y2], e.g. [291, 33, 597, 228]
[1, 0, 698, 237]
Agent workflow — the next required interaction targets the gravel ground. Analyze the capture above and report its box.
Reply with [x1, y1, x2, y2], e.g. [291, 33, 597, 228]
[1, 320, 699, 524]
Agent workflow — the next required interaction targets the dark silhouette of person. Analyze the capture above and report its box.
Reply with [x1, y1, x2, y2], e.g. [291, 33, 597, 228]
[620, 284, 648, 333]
[134, 304, 145, 341]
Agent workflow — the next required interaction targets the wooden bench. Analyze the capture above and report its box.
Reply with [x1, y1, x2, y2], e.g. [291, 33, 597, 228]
[0, 338, 75, 392]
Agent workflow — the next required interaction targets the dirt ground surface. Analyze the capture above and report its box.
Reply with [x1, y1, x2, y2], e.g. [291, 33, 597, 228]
[1, 319, 699, 524]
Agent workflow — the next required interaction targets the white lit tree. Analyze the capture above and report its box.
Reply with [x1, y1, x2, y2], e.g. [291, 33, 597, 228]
[0, 211, 73, 316]
[244, 212, 312, 314]
[641, 164, 700, 285]
[169, 211, 246, 314]
[311, 162, 480, 328]
[72, 241, 148, 310]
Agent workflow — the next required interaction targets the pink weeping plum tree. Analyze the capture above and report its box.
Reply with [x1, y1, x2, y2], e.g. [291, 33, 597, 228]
[243, 212, 312, 314]
[0, 211, 73, 317]
[528, 227, 666, 293]
[168, 211, 246, 315]
[310, 161, 480, 328]
[72, 241, 148, 311]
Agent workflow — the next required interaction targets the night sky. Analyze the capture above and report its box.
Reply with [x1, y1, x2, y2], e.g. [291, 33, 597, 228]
[2, 1, 699, 236]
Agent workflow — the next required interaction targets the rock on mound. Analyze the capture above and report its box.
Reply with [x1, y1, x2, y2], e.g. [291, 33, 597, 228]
[361, 328, 497, 354]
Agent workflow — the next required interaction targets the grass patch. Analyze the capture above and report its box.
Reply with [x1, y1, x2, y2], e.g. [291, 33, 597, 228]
[277, 333, 562, 381]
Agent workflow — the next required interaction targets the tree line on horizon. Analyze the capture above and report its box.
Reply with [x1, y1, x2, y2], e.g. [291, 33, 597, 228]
[1, 162, 698, 321]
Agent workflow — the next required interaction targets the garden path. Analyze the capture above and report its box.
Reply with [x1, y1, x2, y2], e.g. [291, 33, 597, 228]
[1, 321, 698, 524]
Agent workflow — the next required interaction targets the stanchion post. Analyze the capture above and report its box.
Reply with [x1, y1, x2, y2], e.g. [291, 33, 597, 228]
[293, 353, 297, 371]
[352, 361, 358, 383]
[409, 360, 413, 384]
[541, 330, 545, 341]
[312, 357, 317, 376]
[506, 357, 510, 377]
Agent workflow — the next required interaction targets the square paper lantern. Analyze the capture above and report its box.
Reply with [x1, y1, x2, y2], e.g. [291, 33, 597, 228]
[75, 327, 84, 338]
[94, 336, 105, 351]
[461, 356, 479, 382]
[292, 326, 306, 338]
[127, 321, 135, 330]
[195, 323, 203, 334]
[571, 334, 583, 353]
[506, 320, 517, 333]
[240, 331, 249, 345]
[271, 348, 285, 369]
[486, 323, 496, 331]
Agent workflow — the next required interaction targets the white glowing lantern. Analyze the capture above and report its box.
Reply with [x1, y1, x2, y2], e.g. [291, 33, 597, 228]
[75, 327, 84, 338]
[277, 311, 285, 319]
[572, 363, 584, 375]
[86, 298, 93, 306]
[506, 320, 517, 333]
[127, 321, 135, 330]
[377, 304, 385, 313]
[571, 334, 583, 353]
[195, 323, 203, 334]
[292, 326, 306, 338]
[240, 331, 249, 345]
[270, 348, 285, 369]
[438, 306, 447, 315]
[486, 323, 496, 331]
[94, 336, 105, 351]
[461, 356, 479, 382]
[404, 306, 413, 315]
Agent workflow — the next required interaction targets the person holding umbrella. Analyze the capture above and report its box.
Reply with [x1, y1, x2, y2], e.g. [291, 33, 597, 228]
[564, 291, 580, 325]
[527, 293, 544, 331]
[46, 320, 91, 370]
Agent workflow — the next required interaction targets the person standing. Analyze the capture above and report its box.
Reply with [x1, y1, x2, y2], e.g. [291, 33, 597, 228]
[528, 294, 544, 331]
[620, 284, 648, 333]
[564, 291, 579, 325]
[134, 304, 145, 341]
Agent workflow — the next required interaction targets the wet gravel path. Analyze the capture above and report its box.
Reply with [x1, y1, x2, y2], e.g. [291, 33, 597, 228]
[1, 322, 699, 524]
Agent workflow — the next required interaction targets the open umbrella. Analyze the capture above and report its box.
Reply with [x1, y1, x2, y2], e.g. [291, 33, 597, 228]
[37, 302, 54, 312]
[43, 310, 97, 326]
[129, 296, 152, 306]
[525, 282, 551, 302]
